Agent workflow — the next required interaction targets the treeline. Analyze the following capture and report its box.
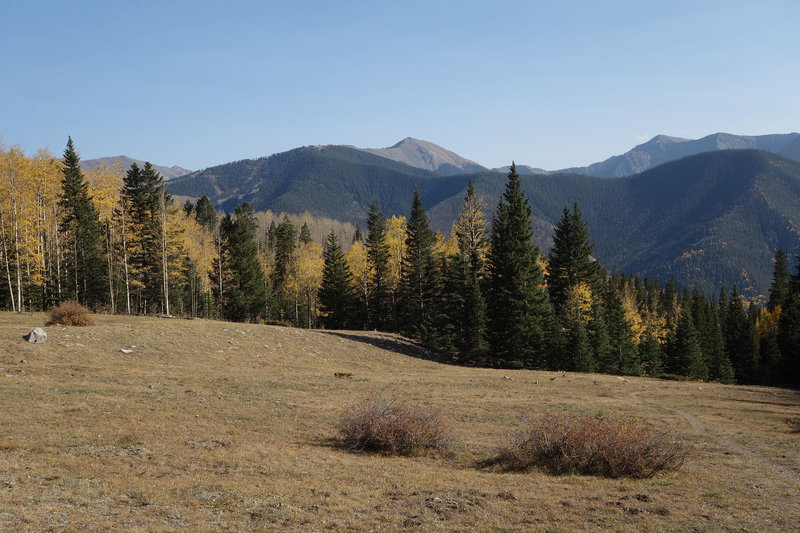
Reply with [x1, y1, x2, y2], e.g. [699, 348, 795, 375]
[1, 143, 798, 387]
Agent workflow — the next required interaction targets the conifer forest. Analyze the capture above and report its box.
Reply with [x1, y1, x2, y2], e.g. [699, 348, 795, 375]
[1, 140, 798, 388]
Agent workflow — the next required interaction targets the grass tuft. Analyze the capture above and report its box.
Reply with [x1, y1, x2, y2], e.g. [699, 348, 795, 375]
[492, 412, 689, 478]
[46, 301, 94, 326]
[339, 394, 452, 456]
[786, 416, 800, 433]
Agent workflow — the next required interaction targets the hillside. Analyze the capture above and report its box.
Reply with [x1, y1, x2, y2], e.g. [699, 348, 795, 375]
[558, 132, 800, 177]
[169, 148, 800, 298]
[81, 155, 192, 180]
[1, 313, 798, 530]
[360, 137, 487, 175]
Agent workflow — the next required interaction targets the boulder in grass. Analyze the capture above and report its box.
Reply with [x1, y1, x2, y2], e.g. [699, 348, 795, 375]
[24, 328, 47, 343]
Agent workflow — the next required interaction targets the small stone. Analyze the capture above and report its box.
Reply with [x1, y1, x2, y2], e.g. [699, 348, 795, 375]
[23, 328, 47, 343]
[20, 359, 27, 364]
[120, 349, 133, 354]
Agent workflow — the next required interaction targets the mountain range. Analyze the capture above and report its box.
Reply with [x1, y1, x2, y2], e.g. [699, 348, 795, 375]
[80, 155, 192, 180]
[167, 143, 800, 300]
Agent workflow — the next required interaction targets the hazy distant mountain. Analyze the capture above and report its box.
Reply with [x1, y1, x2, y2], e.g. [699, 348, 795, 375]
[169, 146, 800, 299]
[558, 132, 800, 177]
[81, 156, 192, 180]
[359, 137, 487, 176]
[491, 164, 548, 175]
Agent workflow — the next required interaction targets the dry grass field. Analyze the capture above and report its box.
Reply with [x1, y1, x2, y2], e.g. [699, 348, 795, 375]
[1, 312, 799, 531]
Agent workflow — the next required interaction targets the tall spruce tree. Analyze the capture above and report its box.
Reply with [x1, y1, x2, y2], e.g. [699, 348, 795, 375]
[366, 200, 391, 330]
[486, 163, 555, 368]
[59, 137, 105, 307]
[602, 281, 640, 375]
[778, 256, 800, 387]
[546, 204, 601, 315]
[666, 305, 707, 379]
[318, 231, 355, 329]
[399, 188, 441, 343]
[768, 249, 791, 311]
[269, 215, 296, 319]
[219, 205, 267, 322]
[725, 286, 759, 384]
[444, 180, 488, 360]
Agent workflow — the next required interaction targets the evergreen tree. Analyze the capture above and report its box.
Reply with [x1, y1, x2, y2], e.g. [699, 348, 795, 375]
[366, 200, 391, 330]
[546, 203, 601, 316]
[778, 256, 800, 387]
[269, 215, 296, 319]
[219, 205, 267, 322]
[486, 163, 555, 368]
[768, 248, 791, 310]
[318, 231, 355, 329]
[725, 286, 759, 384]
[667, 305, 707, 379]
[299, 222, 312, 244]
[194, 195, 217, 231]
[352, 224, 363, 244]
[589, 302, 611, 373]
[638, 329, 663, 377]
[705, 304, 735, 383]
[59, 137, 106, 307]
[399, 188, 441, 343]
[602, 282, 640, 375]
[444, 180, 488, 361]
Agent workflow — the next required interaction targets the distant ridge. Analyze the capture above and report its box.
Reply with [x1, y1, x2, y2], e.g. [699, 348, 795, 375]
[81, 155, 192, 180]
[360, 137, 487, 176]
[556, 132, 800, 177]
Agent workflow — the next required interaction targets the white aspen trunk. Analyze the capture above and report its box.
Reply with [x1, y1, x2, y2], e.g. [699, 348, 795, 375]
[160, 190, 170, 317]
[11, 174, 22, 311]
[0, 204, 16, 312]
[121, 205, 131, 314]
[106, 220, 115, 312]
[53, 202, 62, 302]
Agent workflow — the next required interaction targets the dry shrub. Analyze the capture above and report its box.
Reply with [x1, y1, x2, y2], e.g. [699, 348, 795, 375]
[46, 301, 94, 326]
[494, 412, 689, 478]
[339, 395, 452, 455]
[786, 416, 800, 433]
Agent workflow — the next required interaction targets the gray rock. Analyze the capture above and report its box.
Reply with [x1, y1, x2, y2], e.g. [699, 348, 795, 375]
[23, 328, 47, 343]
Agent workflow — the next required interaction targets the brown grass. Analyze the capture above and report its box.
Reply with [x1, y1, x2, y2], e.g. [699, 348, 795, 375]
[1, 312, 799, 531]
[45, 300, 94, 326]
[493, 412, 689, 478]
[339, 394, 452, 455]
[787, 416, 800, 433]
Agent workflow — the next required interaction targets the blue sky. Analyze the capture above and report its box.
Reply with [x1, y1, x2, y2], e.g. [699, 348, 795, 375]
[2, 1, 799, 171]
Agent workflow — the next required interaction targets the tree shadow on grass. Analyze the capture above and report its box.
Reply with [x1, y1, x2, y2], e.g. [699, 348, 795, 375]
[318, 330, 458, 365]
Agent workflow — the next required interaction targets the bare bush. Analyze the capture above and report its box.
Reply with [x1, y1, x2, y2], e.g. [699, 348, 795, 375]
[46, 301, 94, 327]
[339, 395, 452, 455]
[494, 412, 689, 478]
[786, 416, 800, 433]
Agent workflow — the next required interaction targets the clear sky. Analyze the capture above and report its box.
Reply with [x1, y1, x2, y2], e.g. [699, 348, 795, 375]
[2, 0, 799, 171]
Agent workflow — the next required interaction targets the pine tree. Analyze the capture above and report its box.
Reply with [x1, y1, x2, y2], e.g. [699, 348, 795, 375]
[486, 163, 555, 368]
[219, 205, 267, 322]
[319, 231, 355, 329]
[399, 188, 440, 343]
[725, 286, 759, 384]
[778, 256, 800, 387]
[270, 215, 296, 319]
[638, 328, 663, 377]
[366, 200, 390, 330]
[667, 305, 707, 379]
[602, 282, 639, 375]
[768, 248, 791, 311]
[299, 222, 312, 244]
[546, 204, 600, 316]
[444, 180, 488, 361]
[194, 195, 217, 231]
[59, 137, 105, 307]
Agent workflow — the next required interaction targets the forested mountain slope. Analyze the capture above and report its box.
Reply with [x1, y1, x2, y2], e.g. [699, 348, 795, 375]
[169, 149, 800, 298]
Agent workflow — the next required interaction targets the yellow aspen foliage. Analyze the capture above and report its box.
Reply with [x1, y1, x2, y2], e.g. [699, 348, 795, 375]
[621, 282, 647, 343]
[566, 281, 594, 325]
[755, 306, 781, 339]
[85, 162, 124, 222]
[385, 215, 407, 294]
[345, 240, 372, 305]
